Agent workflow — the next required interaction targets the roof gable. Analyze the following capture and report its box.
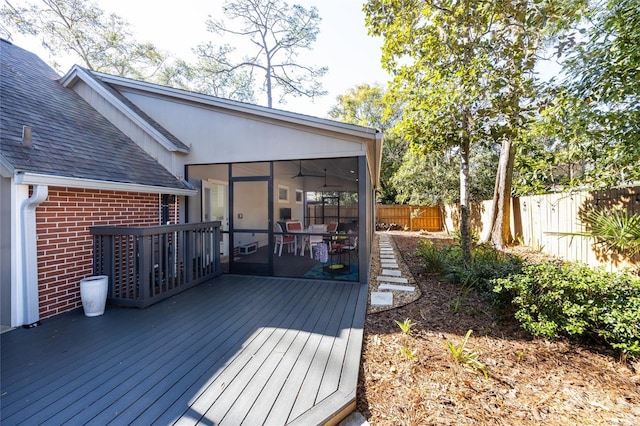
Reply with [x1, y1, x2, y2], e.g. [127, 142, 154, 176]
[61, 66, 190, 153]
[84, 71, 384, 186]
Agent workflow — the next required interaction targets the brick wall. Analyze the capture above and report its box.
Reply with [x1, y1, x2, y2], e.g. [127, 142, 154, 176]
[35, 187, 178, 319]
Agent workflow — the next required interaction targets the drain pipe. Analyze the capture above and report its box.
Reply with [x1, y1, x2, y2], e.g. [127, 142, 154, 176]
[20, 184, 48, 327]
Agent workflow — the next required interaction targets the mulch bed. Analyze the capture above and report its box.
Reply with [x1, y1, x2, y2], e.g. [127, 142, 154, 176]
[357, 231, 640, 425]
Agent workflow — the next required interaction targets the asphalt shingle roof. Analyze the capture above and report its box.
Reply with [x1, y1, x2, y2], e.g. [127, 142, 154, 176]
[0, 39, 190, 191]
[81, 70, 190, 152]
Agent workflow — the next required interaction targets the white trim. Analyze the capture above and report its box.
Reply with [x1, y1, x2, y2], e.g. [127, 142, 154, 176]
[60, 66, 189, 154]
[1, 156, 14, 178]
[15, 172, 196, 196]
[11, 184, 27, 327]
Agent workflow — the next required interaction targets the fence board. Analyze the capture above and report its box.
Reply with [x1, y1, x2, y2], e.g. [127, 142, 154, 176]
[443, 185, 640, 272]
[376, 205, 442, 231]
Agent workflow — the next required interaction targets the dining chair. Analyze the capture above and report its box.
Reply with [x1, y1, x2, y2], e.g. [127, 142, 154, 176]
[285, 221, 304, 255]
[307, 224, 326, 259]
[274, 222, 296, 256]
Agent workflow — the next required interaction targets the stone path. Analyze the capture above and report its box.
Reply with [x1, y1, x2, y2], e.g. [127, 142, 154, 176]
[370, 233, 416, 307]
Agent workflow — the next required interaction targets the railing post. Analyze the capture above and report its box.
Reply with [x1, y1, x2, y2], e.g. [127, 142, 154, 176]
[138, 235, 150, 302]
[185, 228, 193, 285]
[215, 226, 221, 275]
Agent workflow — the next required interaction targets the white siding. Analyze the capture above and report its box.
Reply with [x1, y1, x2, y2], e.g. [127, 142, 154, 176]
[122, 91, 367, 168]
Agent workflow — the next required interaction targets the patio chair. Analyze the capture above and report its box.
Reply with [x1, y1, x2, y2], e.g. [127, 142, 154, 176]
[274, 222, 296, 256]
[325, 221, 339, 249]
[306, 224, 326, 259]
[285, 221, 303, 232]
[343, 234, 358, 253]
[285, 221, 304, 254]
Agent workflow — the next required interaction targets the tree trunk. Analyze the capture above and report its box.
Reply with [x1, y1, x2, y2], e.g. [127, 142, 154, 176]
[483, 138, 516, 249]
[459, 136, 472, 264]
[266, 69, 273, 108]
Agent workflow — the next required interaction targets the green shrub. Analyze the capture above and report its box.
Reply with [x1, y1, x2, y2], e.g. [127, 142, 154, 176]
[415, 240, 523, 307]
[415, 240, 450, 273]
[493, 261, 640, 359]
[581, 208, 640, 258]
[444, 243, 523, 299]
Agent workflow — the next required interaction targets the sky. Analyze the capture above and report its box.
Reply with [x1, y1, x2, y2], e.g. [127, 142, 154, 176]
[6, 0, 391, 118]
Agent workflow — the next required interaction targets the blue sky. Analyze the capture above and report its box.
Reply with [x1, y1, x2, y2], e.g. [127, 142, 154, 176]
[8, 0, 390, 118]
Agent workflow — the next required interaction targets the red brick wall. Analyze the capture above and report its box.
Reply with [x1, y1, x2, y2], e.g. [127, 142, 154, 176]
[35, 187, 178, 319]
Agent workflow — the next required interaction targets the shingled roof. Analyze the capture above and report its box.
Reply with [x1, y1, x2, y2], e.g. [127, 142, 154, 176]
[0, 39, 191, 193]
[77, 68, 190, 153]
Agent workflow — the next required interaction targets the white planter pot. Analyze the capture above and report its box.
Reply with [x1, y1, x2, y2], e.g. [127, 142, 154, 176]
[80, 275, 108, 317]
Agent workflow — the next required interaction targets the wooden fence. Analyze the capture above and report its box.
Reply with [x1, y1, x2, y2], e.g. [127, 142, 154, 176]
[376, 205, 443, 231]
[443, 185, 640, 271]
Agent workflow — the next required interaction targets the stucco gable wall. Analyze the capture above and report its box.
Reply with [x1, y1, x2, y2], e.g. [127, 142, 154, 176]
[72, 80, 180, 176]
[121, 91, 367, 166]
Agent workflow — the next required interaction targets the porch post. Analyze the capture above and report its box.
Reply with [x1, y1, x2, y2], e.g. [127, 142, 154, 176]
[357, 156, 367, 284]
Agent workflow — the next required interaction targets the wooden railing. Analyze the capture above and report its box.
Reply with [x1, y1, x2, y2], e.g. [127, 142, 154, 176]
[90, 222, 222, 308]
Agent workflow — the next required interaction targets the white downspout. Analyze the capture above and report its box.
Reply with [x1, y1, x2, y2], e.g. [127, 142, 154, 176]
[20, 185, 48, 326]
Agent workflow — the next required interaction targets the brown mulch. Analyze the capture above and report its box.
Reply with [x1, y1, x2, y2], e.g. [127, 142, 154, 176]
[358, 231, 640, 425]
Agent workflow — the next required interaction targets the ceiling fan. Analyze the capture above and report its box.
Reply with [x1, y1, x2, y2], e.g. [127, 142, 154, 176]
[291, 160, 324, 179]
[319, 169, 342, 188]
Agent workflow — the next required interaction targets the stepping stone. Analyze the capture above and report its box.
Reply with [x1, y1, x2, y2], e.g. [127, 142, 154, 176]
[377, 275, 409, 284]
[371, 292, 393, 306]
[379, 244, 392, 248]
[381, 261, 398, 267]
[380, 253, 395, 257]
[382, 269, 402, 276]
[379, 283, 415, 292]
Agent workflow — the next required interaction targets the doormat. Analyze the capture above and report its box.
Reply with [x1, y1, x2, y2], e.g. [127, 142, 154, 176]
[303, 262, 359, 282]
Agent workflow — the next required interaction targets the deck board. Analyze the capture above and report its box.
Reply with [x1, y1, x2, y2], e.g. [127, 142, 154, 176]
[1, 275, 367, 426]
[97, 278, 303, 425]
[3, 276, 270, 424]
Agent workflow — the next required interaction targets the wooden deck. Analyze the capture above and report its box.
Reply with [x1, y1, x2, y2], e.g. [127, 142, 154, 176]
[1, 275, 368, 425]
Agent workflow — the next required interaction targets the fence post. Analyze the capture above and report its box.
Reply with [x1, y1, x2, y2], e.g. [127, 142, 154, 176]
[409, 205, 413, 231]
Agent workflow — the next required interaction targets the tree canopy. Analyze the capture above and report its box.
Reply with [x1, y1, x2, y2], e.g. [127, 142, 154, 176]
[0, 0, 166, 79]
[364, 0, 587, 253]
[517, 0, 640, 193]
[197, 0, 328, 108]
[328, 83, 406, 204]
